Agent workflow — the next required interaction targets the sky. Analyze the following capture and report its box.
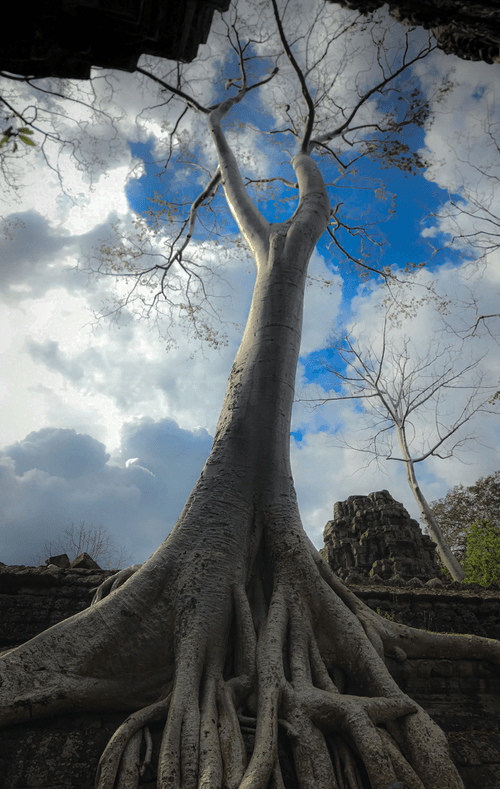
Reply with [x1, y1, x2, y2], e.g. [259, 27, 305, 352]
[0, 0, 499, 567]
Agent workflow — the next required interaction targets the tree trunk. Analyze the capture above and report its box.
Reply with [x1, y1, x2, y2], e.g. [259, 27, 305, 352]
[396, 424, 466, 581]
[0, 147, 496, 789]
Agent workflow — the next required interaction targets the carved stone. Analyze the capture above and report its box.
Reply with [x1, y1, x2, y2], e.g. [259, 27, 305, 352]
[323, 489, 442, 581]
[2, 0, 231, 79]
[329, 0, 500, 64]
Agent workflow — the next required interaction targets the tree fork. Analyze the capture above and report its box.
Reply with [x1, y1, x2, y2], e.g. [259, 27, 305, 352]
[1, 140, 499, 789]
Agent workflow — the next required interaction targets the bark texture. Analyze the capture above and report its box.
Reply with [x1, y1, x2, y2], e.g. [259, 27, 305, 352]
[1, 108, 499, 789]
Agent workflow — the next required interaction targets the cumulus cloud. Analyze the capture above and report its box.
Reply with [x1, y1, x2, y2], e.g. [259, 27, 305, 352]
[0, 419, 213, 565]
[4, 428, 110, 480]
[415, 51, 500, 277]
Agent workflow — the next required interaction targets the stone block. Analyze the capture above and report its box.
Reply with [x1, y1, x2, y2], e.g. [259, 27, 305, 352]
[46, 554, 70, 568]
[70, 553, 101, 570]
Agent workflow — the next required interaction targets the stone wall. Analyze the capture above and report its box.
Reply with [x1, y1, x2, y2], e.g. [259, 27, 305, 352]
[0, 561, 116, 653]
[1, 561, 500, 787]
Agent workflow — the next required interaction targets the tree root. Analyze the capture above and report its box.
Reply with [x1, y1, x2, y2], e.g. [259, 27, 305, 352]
[92, 565, 143, 605]
[310, 537, 500, 668]
[3, 522, 497, 789]
[96, 694, 172, 789]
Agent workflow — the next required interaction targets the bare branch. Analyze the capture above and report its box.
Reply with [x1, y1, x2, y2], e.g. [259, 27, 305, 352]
[270, 0, 315, 153]
[136, 67, 211, 114]
[311, 37, 435, 149]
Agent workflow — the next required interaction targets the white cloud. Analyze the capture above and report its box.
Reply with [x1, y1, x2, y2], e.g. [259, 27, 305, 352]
[0, 419, 213, 565]
[415, 50, 500, 276]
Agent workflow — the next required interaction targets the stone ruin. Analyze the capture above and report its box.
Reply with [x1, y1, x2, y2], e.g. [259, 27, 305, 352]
[323, 489, 442, 582]
[1, 522, 500, 786]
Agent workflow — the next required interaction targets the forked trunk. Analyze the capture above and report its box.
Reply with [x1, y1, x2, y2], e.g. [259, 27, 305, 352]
[0, 150, 496, 789]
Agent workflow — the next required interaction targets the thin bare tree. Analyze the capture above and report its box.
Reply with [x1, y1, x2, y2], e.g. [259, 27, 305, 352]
[31, 521, 132, 569]
[307, 317, 497, 580]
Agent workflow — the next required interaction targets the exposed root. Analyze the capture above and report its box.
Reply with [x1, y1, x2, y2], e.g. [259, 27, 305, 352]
[95, 694, 172, 789]
[199, 673, 224, 789]
[271, 759, 287, 789]
[141, 727, 153, 777]
[330, 736, 345, 789]
[240, 585, 288, 789]
[116, 729, 142, 789]
[3, 519, 491, 789]
[158, 671, 201, 789]
[91, 553, 471, 788]
[92, 565, 143, 605]
[310, 537, 500, 668]
[217, 680, 247, 789]
[335, 736, 363, 789]
[378, 728, 425, 789]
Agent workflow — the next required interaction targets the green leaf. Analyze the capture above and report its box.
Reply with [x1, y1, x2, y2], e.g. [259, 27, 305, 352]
[18, 127, 33, 134]
[0, 135, 8, 149]
[19, 135, 35, 146]
[13, 141, 18, 152]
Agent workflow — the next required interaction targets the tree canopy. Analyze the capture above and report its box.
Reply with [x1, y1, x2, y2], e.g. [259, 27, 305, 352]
[430, 470, 500, 558]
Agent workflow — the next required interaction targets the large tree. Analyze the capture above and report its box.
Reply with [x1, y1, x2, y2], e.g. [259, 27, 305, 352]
[1, 3, 499, 788]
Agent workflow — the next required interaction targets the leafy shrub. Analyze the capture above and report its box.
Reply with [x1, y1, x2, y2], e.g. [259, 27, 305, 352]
[463, 518, 500, 586]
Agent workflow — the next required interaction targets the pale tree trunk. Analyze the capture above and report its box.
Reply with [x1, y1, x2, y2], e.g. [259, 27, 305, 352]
[0, 109, 498, 789]
[395, 423, 466, 581]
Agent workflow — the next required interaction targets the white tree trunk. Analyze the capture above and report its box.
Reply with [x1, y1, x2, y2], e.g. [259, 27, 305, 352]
[396, 424, 466, 581]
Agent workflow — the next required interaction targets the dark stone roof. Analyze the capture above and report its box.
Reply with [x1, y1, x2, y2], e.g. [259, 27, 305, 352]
[1, 0, 230, 79]
[330, 0, 500, 64]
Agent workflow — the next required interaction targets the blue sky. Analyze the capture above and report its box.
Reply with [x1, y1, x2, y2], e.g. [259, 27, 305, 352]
[124, 101, 464, 398]
[0, 1, 499, 566]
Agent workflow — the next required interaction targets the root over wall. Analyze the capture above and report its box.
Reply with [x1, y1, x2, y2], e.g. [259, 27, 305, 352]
[1, 564, 499, 789]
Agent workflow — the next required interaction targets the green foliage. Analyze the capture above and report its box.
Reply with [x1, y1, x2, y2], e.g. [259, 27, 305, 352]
[0, 124, 35, 152]
[463, 518, 500, 587]
[376, 607, 395, 622]
[430, 470, 500, 558]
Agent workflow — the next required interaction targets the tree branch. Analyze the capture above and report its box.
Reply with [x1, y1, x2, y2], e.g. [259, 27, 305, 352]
[311, 41, 434, 149]
[270, 0, 315, 154]
[136, 67, 211, 114]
